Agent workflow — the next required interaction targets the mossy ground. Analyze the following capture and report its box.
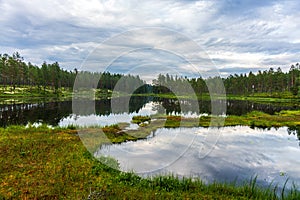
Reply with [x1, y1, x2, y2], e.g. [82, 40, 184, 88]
[0, 85, 72, 98]
[133, 92, 300, 106]
[225, 110, 300, 128]
[0, 85, 119, 103]
[160, 110, 300, 128]
[1, 125, 299, 199]
[131, 116, 151, 125]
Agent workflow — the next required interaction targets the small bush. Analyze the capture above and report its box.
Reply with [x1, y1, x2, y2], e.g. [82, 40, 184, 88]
[132, 116, 151, 125]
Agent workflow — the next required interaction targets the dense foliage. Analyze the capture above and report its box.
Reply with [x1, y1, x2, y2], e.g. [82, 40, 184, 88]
[153, 65, 300, 96]
[1, 52, 299, 96]
[0, 52, 75, 92]
[224, 66, 300, 95]
[0, 52, 148, 94]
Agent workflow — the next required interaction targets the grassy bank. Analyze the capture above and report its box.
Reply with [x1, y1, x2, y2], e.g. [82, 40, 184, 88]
[158, 110, 300, 128]
[1, 85, 299, 106]
[78, 110, 300, 148]
[0, 85, 121, 100]
[0, 125, 299, 199]
[133, 92, 300, 105]
[0, 85, 73, 98]
[0, 85, 73, 105]
[225, 110, 300, 128]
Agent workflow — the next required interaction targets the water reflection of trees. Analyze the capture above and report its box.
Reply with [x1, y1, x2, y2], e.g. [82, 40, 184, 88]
[0, 101, 72, 127]
[1, 96, 300, 127]
[287, 126, 300, 145]
[73, 96, 150, 116]
[151, 98, 298, 116]
[0, 96, 151, 127]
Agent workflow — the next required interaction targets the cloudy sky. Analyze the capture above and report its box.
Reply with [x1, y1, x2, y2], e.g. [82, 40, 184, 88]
[1, 0, 300, 79]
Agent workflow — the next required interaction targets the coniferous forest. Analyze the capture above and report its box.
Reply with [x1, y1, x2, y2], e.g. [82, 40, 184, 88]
[152, 64, 300, 97]
[0, 52, 299, 96]
[0, 52, 147, 94]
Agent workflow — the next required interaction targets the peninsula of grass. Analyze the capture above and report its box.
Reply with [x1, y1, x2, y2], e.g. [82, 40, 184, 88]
[107, 110, 300, 143]
[165, 115, 181, 128]
[1, 125, 299, 199]
[158, 110, 300, 129]
[81, 111, 300, 156]
[133, 92, 300, 106]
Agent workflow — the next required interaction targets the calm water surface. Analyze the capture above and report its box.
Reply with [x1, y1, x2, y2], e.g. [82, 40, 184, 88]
[1, 97, 300, 189]
[96, 126, 300, 189]
[0, 96, 299, 126]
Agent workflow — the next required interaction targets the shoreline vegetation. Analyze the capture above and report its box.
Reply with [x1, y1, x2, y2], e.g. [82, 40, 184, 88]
[1, 53, 300, 198]
[1, 52, 300, 101]
[0, 124, 300, 199]
[78, 110, 300, 147]
[0, 111, 300, 198]
[0, 85, 299, 107]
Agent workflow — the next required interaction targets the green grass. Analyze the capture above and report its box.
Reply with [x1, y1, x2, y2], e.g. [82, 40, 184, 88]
[60, 110, 300, 154]
[1, 125, 299, 199]
[1, 85, 299, 107]
[0, 85, 73, 98]
[102, 124, 139, 143]
[0, 85, 74, 105]
[161, 110, 300, 128]
[225, 110, 300, 128]
[0, 125, 95, 199]
[131, 116, 151, 125]
[164, 115, 182, 128]
[134, 91, 300, 100]
[0, 85, 121, 102]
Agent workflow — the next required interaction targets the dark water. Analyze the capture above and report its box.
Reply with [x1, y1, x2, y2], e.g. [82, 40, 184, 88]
[1, 97, 300, 190]
[0, 96, 299, 127]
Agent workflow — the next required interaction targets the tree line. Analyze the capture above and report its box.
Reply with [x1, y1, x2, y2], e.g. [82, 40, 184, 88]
[0, 52, 147, 94]
[224, 66, 300, 95]
[1, 52, 299, 96]
[0, 52, 76, 92]
[152, 65, 300, 96]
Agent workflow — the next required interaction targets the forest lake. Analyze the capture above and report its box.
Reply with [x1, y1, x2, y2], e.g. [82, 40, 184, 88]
[1, 96, 300, 191]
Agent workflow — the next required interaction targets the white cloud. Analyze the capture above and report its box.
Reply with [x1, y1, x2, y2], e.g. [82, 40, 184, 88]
[1, 0, 300, 78]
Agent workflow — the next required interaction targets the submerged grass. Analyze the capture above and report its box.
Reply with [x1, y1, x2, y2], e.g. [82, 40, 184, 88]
[0, 125, 300, 199]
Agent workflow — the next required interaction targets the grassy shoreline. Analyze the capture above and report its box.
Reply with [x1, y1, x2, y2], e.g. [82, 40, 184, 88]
[1, 125, 299, 199]
[51, 109, 300, 153]
[0, 106, 299, 199]
[0, 85, 120, 101]
[133, 92, 300, 105]
[159, 110, 300, 127]
[0, 85, 300, 104]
